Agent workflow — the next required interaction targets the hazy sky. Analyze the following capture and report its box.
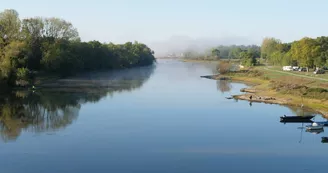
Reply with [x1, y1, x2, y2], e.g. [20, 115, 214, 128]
[1, 0, 328, 45]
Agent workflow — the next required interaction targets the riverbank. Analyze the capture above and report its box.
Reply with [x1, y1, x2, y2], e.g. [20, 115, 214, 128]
[181, 59, 240, 63]
[209, 70, 328, 118]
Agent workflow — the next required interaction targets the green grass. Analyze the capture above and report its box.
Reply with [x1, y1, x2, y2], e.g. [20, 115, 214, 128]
[252, 66, 328, 88]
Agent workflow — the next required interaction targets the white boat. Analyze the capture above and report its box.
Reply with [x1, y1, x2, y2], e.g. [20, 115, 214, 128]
[306, 122, 324, 130]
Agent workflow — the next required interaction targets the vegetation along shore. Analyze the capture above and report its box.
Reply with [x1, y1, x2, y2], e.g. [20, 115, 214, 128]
[0, 9, 156, 89]
[208, 66, 328, 118]
[191, 36, 328, 118]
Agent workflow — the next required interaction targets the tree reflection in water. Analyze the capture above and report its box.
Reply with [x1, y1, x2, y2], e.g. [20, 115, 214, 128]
[216, 80, 232, 93]
[0, 65, 155, 142]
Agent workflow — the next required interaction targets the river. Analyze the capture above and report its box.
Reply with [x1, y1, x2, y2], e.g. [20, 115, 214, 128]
[0, 59, 327, 173]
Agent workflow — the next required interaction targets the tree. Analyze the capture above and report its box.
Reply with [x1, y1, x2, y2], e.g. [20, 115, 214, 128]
[0, 41, 27, 84]
[228, 47, 242, 59]
[0, 9, 156, 87]
[0, 9, 21, 45]
[240, 51, 257, 67]
[290, 37, 320, 71]
[21, 18, 44, 70]
[211, 48, 220, 59]
[42, 17, 80, 41]
[261, 37, 281, 59]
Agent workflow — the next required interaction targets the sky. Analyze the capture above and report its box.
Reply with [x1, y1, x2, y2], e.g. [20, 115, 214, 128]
[1, 0, 328, 55]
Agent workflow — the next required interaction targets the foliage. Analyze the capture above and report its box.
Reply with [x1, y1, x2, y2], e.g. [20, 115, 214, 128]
[0, 9, 155, 86]
[240, 51, 257, 67]
[211, 48, 220, 60]
[217, 61, 232, 74]
[262, 36, 328, 69]
[183, 45, 260, 60]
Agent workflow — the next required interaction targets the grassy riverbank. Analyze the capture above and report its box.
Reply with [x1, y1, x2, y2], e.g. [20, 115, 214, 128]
[215, 68, 328, 117]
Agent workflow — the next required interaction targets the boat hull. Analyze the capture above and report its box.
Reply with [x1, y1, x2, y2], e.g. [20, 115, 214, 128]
[280, 116, 314, 121]
[280, 119, 313, 123]
[306, 126, 324, 130]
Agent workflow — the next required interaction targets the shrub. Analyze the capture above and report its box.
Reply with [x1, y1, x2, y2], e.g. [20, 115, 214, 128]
[15, 68, 30, 86]
[217, 61, 232, 74]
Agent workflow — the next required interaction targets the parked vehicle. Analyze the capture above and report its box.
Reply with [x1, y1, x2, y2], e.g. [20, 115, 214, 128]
[298, 67, 307, 72]
[314, 69, 325, 74]
[282, 66, 293, 71]
[292, 66, 299, 71]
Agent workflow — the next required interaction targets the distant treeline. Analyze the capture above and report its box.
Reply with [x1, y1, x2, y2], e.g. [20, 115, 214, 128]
[0, 9, 156, 86]
[184, 36, 328, 69]
[261, 37, 328, 70]
[183, 45, 260, 66]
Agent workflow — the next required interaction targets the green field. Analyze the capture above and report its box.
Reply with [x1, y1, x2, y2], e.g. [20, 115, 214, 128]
[254, 66, 328, 88]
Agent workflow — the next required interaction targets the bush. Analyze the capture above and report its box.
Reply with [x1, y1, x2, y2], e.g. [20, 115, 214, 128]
[217, 61, 232, 74]
[15, 68, 30, 86]
[16, 68, 29, 80]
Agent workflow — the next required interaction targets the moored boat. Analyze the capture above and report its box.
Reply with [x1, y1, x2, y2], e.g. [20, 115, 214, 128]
[280, 115, 314, 121]
[306, 122, 324, 130]
[280, 119, 313, 124]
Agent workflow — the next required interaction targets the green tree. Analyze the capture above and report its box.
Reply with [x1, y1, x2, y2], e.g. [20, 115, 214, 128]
[42, 17, 80, 41]
[0, 9, 21, 45]
[260, 37, 281, 59]
[290, 37, 320, 71]
[211, 48, 220, 59]
[0, 41, 27, 84]
[21, 18, 44, 70]
[240, 51, 257, 67]
[228, 47, 242, 59]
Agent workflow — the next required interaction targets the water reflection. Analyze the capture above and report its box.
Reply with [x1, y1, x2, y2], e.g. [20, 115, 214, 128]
[278, 106, 328, 143]
[216, 80, 232, 93]
[0, 65, 155, 142]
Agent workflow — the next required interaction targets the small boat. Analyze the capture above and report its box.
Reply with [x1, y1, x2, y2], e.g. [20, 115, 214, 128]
[306, 123, 324, 130]
[280, 115, 314, 121]
[225, 96, 233, 99]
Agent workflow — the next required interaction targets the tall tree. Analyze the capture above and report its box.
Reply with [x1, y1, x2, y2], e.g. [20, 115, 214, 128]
[0, 9, 21, 45]
[43, 18, 79, 41]
[260, 37, 281, 59]
[211, 48, 220, 60]
[228, 47, 242, 59]
[290, 37, 320, 71]
[21, 18, 44, 70]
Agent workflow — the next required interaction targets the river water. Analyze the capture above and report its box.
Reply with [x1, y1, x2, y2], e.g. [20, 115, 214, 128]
[0, 59, 327, 173]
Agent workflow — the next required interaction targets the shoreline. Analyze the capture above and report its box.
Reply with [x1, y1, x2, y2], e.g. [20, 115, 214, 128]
[209, 74, 328, 118]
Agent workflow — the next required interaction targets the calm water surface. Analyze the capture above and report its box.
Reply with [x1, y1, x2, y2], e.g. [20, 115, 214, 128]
[0, 60, 327, 173]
